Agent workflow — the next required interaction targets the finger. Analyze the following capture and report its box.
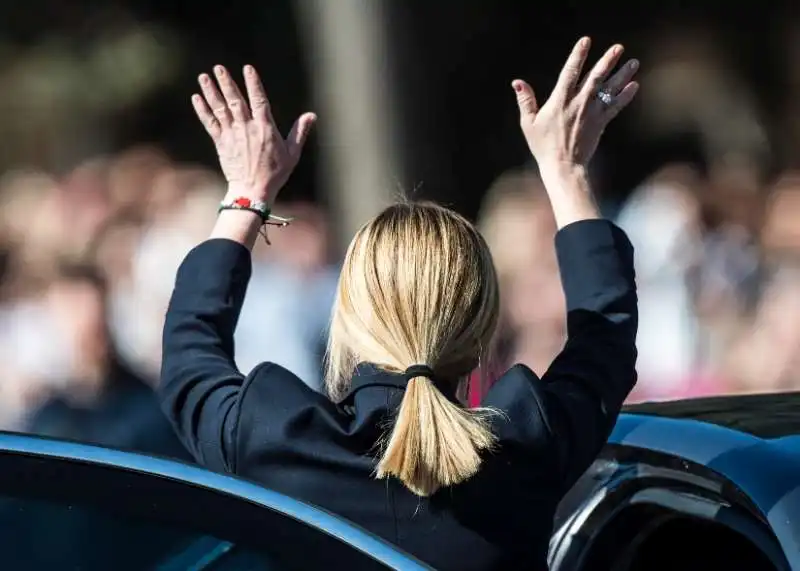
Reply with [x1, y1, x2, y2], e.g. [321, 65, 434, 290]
[603, 58, 639, 96]
[553, 37, 592, 100]
[286, 112, 317, 160]
[512, 80, 538, 120]
[603, 81, 639, 122]
[191, 94, 221, 139]
[214, 65, 250, 123]
[243, 65, 275, 126]
[199, 73, 232, 128]
[578, 44, 624, 102]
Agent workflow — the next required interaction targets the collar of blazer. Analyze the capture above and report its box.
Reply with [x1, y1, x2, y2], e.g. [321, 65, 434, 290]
[342, 363, 461, 405]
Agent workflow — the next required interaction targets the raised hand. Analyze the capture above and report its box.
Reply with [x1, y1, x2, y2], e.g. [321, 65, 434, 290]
[192, 65, 316, 204]
[513, 37, 639, 170]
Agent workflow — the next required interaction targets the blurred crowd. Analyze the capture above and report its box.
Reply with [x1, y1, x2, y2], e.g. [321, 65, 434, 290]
[0, 147, 338, 454]
[479, 162, 800, 403]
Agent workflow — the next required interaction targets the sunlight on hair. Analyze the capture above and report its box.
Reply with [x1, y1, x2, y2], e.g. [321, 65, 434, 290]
[326, 201, 501, 496]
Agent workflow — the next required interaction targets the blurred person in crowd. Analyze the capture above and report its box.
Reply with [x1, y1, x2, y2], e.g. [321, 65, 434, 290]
[59, 158, 117, 252]
[722, 172, 800, 394]
[760, 172, 800, 255]
[0, 169, 64, 296]
[107, 145, 173, 217]
[88, 213, 145, 292]
[24, 261, 187, 460]
[618, 155, 769, 402]
[685, 157, 766, 392]
[0, 170, 74, 428]
[112, 166, 224, 377]
[160, 39, 639, 571]
[471, 169, 565, 405]
[615, 164, 710, 401]
[235, 200, 338, 387]
[723, 264, 800, 395]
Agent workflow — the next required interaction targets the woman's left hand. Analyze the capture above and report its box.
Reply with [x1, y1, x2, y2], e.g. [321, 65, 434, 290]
[513, 37, 638, 171]
[192, 64, 316, 204]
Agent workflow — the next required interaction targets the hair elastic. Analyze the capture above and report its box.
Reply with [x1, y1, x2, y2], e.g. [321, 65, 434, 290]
[403, 364, 436, 381]
[403, 364, 455, 397]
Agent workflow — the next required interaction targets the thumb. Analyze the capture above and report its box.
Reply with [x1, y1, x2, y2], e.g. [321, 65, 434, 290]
[512, 80, 538, 119]
[287, 112, 317, 159]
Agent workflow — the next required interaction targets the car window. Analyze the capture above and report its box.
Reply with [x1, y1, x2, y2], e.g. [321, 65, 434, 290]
[0, 494, 200, 571]
[0, 480, 387, 571]
[0, 437, 414, 571]
[153, 537, 290, 571]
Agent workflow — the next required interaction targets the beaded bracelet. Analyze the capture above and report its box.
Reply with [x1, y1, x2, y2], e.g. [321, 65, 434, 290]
[218, 196, 293, 244]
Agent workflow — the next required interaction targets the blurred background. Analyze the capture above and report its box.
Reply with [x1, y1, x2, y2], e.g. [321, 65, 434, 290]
[1, 0, 799, 455]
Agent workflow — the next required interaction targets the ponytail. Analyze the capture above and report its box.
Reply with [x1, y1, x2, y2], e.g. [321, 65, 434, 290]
[325, 201, 502, 496]
[376, 374, 497, 497]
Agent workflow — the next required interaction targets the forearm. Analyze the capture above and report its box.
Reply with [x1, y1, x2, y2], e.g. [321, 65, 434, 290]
[160, 238, 251, 469]
[208, 186, 268, 250]
[538, 164, 601, 230]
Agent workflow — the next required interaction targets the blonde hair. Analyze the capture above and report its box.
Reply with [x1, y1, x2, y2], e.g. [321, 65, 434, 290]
[326, 201, 500, 496]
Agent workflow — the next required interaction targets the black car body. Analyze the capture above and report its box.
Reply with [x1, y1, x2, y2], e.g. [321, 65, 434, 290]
[0, 392, 797, 570]
[549, 391, 800, 570]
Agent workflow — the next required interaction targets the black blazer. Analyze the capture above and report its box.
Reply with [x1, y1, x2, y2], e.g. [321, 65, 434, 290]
[160, 219, 637, 571]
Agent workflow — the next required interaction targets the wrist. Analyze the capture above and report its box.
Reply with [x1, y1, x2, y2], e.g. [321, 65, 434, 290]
[210, 209, 263, 250]
[538, 162, 588, 186]
[224, 184, 274, 206]
[536, 162, 600, 229]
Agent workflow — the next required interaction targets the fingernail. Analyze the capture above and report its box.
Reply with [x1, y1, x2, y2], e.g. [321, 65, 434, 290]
[630, 59, 639, 70]
[513, 81, 523, 92]
[214, 65, 225, 76]
[244, 65, 254, 75]
[580, 37, 590, 48]
[199, 74, 210, 84]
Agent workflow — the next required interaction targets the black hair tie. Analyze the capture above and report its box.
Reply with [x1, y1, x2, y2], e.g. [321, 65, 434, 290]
[404, 364, 436, 381]
[403, 364, 456, 400]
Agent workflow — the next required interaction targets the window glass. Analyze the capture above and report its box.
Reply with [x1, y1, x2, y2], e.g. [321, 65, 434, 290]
[0, 449, 398, 571]
[0, 494, 203, 571]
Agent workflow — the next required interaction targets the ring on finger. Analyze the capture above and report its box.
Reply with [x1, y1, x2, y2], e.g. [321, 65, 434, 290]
[596, 88, 616, 107]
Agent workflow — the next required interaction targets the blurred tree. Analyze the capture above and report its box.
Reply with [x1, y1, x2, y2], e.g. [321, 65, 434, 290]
[0, 8, 180, 172]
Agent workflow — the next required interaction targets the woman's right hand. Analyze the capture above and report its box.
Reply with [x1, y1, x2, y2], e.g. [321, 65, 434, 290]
[192, 65, 316, 205]
[513, 37, 639, 172]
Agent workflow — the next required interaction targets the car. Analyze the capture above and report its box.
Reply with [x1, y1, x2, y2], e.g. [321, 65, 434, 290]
[548, 391, 800, 571]
[2, 392, 798, 571]
[0, 431, 434, 571]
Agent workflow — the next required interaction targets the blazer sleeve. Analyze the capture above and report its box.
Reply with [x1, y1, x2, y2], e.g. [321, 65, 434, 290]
[159, 238, 252, 473]
[485, 219, 638, 486]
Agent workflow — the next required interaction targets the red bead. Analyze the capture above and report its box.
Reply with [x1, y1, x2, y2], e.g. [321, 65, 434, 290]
[233, 197, 251, 208]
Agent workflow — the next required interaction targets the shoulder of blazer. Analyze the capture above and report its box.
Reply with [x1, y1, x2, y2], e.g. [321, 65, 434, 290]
[482, 364, 555, 450]
[232, 363, 341, 463]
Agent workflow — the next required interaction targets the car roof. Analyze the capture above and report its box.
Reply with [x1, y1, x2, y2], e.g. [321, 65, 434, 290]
[623, 391, 800, 439]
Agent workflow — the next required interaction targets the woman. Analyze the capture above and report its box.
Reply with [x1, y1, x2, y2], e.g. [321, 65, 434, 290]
[161, 37, 639, 571]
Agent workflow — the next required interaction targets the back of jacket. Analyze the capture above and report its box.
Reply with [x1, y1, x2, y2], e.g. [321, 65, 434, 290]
[159, 219, 638, 571]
